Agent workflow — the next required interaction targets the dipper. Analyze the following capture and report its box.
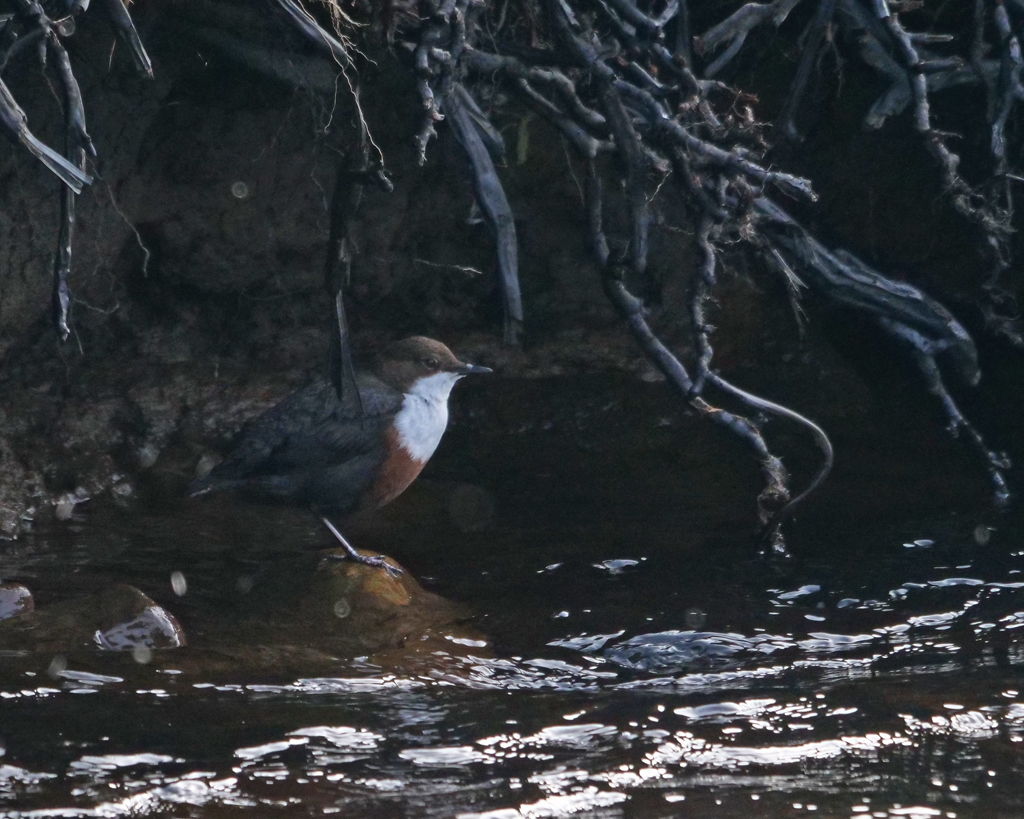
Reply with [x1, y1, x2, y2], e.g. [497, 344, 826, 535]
[188, 337, 492, 572]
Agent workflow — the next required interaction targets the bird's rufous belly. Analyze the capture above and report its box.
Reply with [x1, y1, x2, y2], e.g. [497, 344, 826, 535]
[365, 426, 428, 509]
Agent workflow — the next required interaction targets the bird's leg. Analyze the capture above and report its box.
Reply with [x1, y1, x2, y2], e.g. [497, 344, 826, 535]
[320, 517, 403, 577]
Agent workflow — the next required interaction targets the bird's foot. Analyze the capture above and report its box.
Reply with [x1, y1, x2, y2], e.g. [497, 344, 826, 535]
[320, 516, 403, 577]
[324, 550, 403, 578]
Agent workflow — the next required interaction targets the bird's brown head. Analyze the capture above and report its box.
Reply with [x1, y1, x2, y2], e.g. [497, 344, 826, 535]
[375, 336, 492, 394]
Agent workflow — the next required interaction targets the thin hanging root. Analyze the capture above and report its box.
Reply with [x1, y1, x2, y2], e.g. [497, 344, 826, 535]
[602, 269, 791, 530]
[682, 205, 830, 533]
[48, 34, 95, 159]
[50, 145, 85, 342]
[444, 84, 523, 344]
[47, 32, 93, 341]
[98, 0, 153, 78]
[908, 348, 1011, 507]
[689, 216, 718, 396]
[272, 0, 385, 168]
[596, 84, 650, 276]
[0, 77, 91, 192]
[778, 0, 835, 140]
[312, 0, 363, 38]
[272, 0, 354, 68]
[708, 373, 834, 525]
[323, 106, 374, 414]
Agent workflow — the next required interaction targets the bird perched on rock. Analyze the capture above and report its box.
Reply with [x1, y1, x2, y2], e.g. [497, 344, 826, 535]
[188, 336, 492, 573]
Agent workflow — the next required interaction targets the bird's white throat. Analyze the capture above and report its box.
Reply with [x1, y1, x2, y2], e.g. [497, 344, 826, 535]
[393, 372, 462, 462]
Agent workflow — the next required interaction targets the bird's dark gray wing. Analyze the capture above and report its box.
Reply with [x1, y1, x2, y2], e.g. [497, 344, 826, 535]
[188, 374, 402, 495]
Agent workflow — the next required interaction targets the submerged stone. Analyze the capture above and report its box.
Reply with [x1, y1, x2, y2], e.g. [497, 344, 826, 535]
[0, 583, 33, 620]
[0, 584, 185, 653]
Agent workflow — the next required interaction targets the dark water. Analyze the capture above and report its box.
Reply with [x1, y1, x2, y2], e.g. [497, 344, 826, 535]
[2, 374, 1023, 818]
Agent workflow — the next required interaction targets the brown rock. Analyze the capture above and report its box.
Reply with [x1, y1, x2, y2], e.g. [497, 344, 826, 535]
[296, 548, 477, 655]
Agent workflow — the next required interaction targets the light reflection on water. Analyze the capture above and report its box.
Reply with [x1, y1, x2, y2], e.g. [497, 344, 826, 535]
[2, 630, 1024, 818]
[5, 533, 1024, 818]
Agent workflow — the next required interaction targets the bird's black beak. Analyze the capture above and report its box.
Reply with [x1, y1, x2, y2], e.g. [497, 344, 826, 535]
[457, 362, 493, 375]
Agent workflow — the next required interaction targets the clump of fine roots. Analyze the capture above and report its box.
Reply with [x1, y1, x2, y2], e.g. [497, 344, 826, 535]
[3, 0, 1021, 549]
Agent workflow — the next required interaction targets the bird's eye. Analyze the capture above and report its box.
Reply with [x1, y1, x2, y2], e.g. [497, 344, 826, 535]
[422, 357, 439, 369]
